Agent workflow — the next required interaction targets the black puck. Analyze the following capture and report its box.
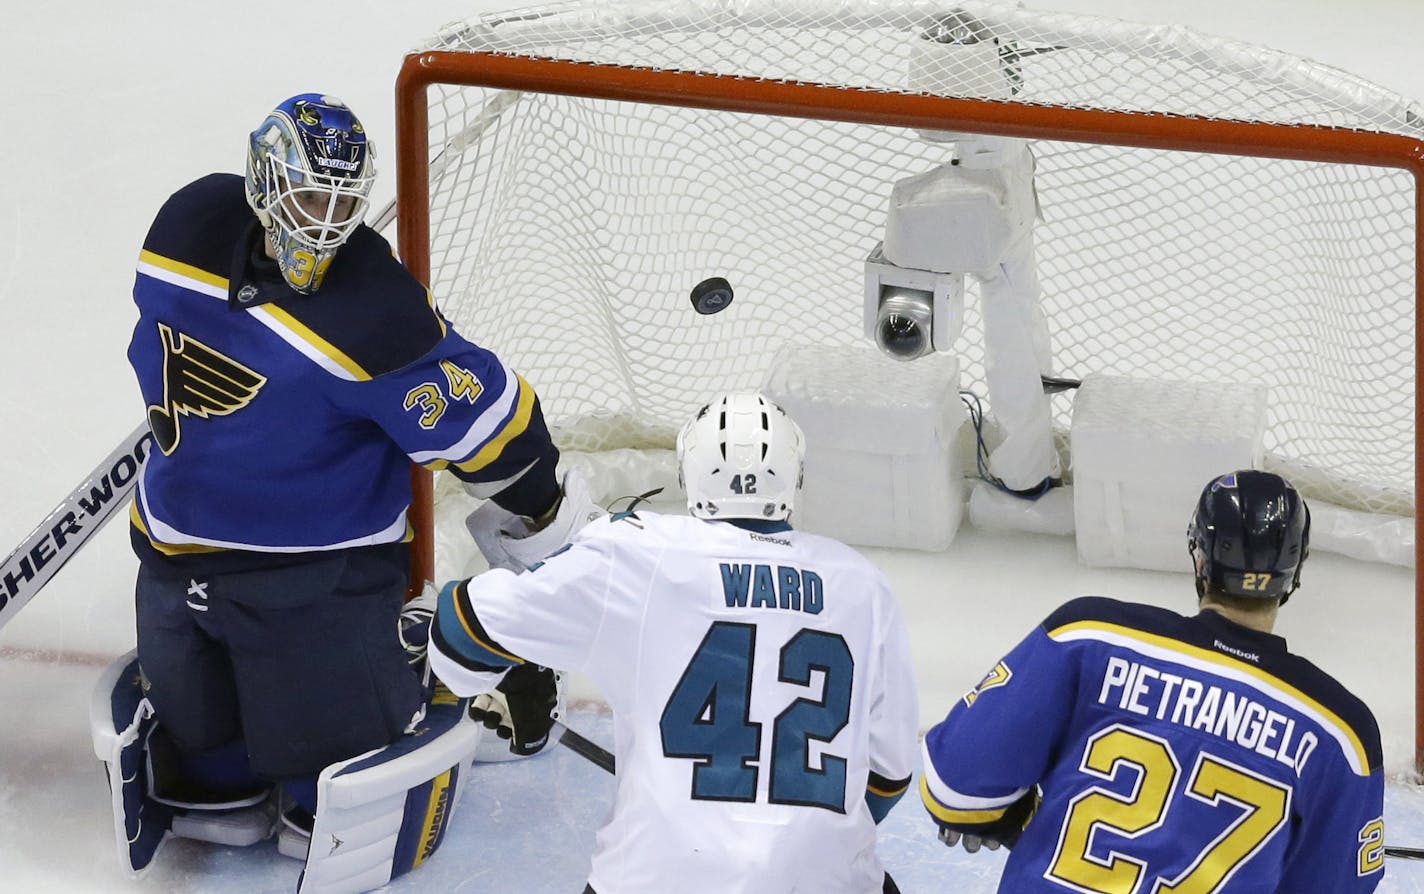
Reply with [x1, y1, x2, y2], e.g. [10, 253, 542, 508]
[690, 277, 734, 315]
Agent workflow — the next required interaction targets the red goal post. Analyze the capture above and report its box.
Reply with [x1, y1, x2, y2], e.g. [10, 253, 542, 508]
[393, 1, 1423, 764]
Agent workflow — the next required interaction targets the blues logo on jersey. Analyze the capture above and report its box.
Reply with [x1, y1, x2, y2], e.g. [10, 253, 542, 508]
[146, 323, 267, 455]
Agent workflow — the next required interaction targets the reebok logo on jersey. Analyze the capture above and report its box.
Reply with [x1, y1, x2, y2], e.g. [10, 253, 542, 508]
[749, 532, 791, 547]
[146, 323, 267, 455]
[1212, 639, 1261, 663]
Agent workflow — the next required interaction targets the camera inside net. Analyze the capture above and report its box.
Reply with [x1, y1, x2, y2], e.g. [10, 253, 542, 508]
[863, 242, 964, 361]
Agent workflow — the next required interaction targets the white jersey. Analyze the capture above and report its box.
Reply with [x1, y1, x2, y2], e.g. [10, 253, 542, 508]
[431, 511, 920, 894]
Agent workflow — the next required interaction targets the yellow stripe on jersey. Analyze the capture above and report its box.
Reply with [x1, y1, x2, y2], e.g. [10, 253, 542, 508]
[919, 776, 1009, 825]
[137, 250, 229, 291]
[449, 581, 524, 665]
[1048, 619, 1370, 775]
[869, 778, 910, 798]
[257, 303, 372, 381]
[135, 499, 414, 551]
[435, 374, 537, 474]
[425, 288, 448, 337]
[129, 503, 226, 555]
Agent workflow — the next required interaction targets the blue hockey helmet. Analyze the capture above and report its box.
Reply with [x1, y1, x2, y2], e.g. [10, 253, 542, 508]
[1188, 470, 1310, 604]
[244, 93, 375, 294]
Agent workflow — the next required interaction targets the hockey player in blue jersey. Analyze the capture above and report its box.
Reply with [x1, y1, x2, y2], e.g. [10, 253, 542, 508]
[427, 392, 921, 893]
[921, 470, 1384, 892]
[89, 93, 598, 890]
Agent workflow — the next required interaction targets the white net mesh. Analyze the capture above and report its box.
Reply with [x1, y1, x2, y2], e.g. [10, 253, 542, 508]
[406, 0, 1419, 517]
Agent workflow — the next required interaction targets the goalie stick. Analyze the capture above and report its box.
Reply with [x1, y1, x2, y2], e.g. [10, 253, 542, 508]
[0, 423, 155, 633]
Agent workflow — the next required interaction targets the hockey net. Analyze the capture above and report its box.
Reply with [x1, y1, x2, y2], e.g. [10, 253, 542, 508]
[395, 0, 1421, 582]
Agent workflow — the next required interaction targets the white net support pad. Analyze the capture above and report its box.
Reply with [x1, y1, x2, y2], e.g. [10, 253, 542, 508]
[1071, 373, 1267, 572]
[766, 343, 967, 550]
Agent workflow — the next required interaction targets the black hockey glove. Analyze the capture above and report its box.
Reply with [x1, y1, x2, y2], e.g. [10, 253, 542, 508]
[937, 786, 1040, 853]
[468, 662, 560, 756]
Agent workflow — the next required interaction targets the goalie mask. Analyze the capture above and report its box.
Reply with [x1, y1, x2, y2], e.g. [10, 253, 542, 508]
[677, 392, 805, 522]
[1188, 470, 1310, 604]
[244, 93, 374, 294]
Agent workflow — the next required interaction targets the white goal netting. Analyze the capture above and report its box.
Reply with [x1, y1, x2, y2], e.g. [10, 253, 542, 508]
[403, 0, 1420, 530]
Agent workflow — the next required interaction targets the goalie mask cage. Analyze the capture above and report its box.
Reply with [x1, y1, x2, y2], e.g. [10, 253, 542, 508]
[394, 2, 1423, 762]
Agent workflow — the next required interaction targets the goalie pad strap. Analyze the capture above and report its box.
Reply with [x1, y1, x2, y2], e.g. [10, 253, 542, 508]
[297, 689, 479, 894]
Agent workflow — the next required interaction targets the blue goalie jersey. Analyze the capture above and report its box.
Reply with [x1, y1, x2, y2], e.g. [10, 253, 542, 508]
[127, 173, 557, 553]
[921, 596, 1385, 893]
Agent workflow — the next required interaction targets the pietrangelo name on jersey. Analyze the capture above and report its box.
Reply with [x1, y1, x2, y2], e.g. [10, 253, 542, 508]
[719, 563, 823, 614]
[1098, 656, 1319, 776]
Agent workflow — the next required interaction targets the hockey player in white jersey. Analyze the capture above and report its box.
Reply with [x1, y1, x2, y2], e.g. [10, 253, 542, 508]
[430, 391, 920, 893]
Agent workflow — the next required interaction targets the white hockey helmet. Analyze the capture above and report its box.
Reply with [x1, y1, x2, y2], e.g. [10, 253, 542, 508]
[676, 392, 805, 521]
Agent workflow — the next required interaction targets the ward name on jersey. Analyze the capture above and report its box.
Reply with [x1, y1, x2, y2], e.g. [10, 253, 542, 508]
[430, 510, 920, 894]
[921, 595, 1384, 893]
[127, 174, 557, 553]
[719, 561, 823, 613]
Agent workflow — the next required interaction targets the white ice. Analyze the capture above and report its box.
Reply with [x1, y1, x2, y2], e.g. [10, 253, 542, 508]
[1, 0, 1421, 891]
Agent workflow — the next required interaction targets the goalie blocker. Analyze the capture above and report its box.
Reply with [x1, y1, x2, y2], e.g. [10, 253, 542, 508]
[90, 649, 480, 893]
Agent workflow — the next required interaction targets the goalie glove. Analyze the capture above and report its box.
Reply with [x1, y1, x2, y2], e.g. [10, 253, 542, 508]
[469, 663, 563, 758]
[466, 466, 605, 573]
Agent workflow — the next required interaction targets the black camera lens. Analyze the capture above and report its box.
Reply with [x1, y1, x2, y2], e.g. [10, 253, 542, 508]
[877, 314, 928, 358]
[874, 288, 934, 360]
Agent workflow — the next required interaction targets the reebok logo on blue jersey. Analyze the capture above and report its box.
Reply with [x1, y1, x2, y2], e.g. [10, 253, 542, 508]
[1213, 638, 1261, 663]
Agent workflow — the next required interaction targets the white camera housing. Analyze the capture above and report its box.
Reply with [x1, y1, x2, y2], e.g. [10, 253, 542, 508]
[864, 243, 965, 361]
[883, 147, 1037, 274]
[908, 13, 1015, 144]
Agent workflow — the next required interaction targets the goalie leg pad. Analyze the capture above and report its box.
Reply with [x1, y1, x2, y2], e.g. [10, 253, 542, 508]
[89, 649, 174, 875]
[293, 688, 480, 894]
[91, 649, 278, 871]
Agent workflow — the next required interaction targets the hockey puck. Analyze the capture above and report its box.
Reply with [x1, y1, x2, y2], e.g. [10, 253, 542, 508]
[690, 277, 734, 315]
